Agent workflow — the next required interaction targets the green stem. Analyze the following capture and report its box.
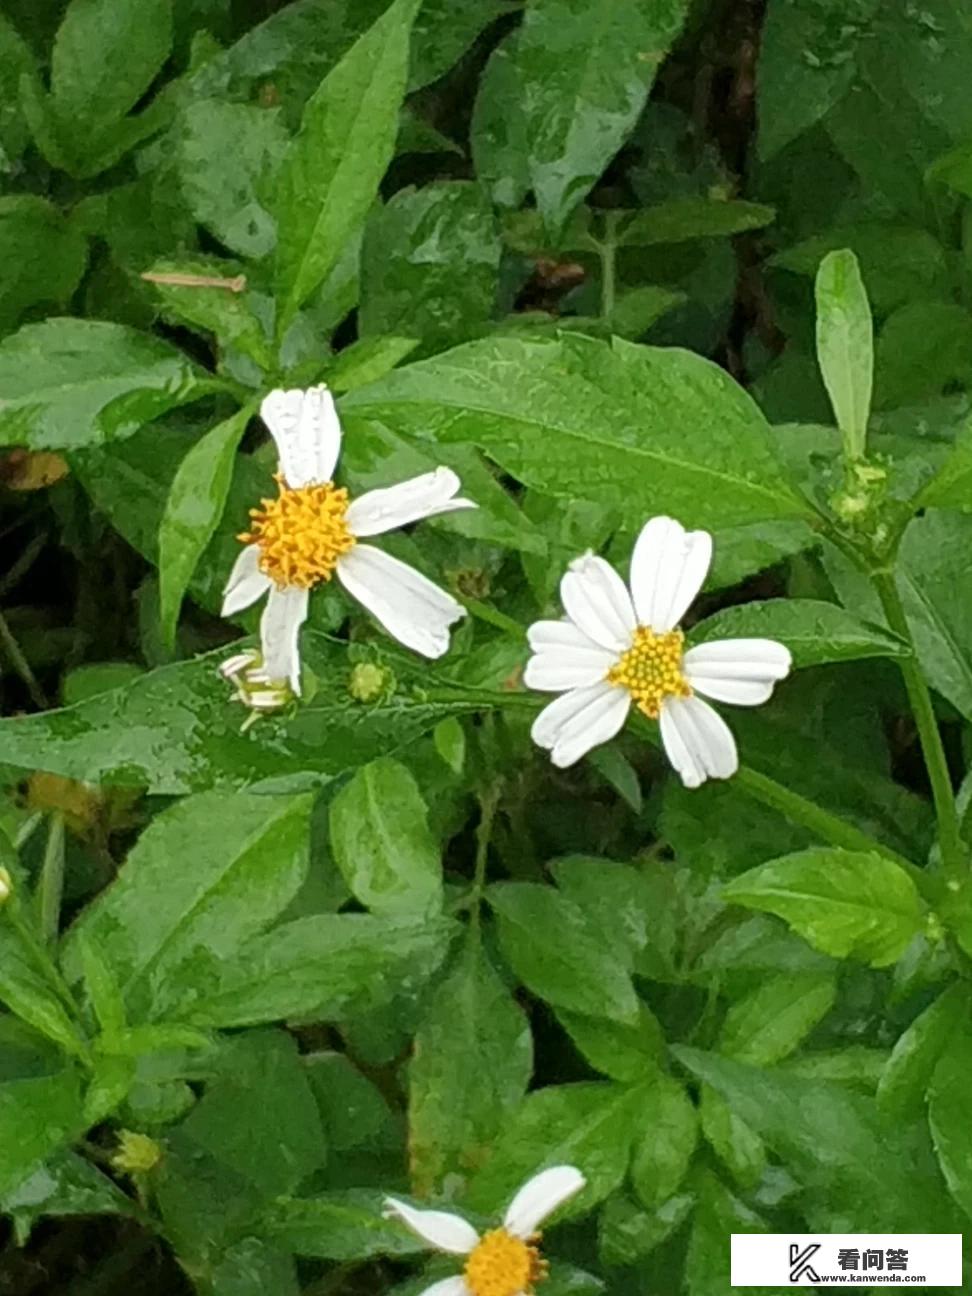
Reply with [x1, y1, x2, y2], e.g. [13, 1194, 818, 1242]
[0, 609, 47, 709]
[599, 212, 619, 319]
[39, 812, 65, 944]
[470, 783, 500, 940]
[873, 570, 966, 881]
[460, 597, 525, 639]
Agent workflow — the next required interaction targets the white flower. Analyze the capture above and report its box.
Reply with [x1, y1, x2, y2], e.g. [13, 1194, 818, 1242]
[525, 516, 791, 787]
[384, 1166, 585, 1296]
[221, 385, 476, 694]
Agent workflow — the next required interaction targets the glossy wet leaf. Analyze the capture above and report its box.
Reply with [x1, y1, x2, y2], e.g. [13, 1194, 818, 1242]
[0, 319, 216, 451]
[1, 1151, 132, 1246]
[690, 599, 908, 668]
[928, 1019, 972, 1221]
[467, 1081, 642, 1217]
[0, 196, 87, 333]
[174, 913, 455, 1028]
[159, 406, 253, 649]
[629, 1073, 698, 1207]
[698, 1086, 765, 1191]
[273, 0, 420, 330]
[616, 199, 775, 246]
[264, 1189, 426, 1259]
[0, 634, 481, 795]
[409, 942, 532, 1194]
[329, 757, 442, 919]
[718, 971, 836, 1066]
[723, 849, 925, 968]
[877, 983, 969, 1121]
[177, 99, 287, 260]
[515, 0, 692, 233]
[471, 36, 530, 210]
[344, 333, 809, 530]
[62, 789, 313, 1021]
[0, 1070, 84, 1199]
[0, 928, 86, 1058]
[489, 881, 640, 1025]
[359, 181, 501, 351]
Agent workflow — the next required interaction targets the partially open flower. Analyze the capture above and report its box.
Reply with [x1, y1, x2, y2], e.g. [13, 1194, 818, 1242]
[384, 1165, 585, 1296]
[525, 516, 791, 787]
[222, 386, 476, 694]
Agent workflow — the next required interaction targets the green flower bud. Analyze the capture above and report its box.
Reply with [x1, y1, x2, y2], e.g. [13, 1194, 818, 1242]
[348, 661, 393, 703]
[111, 1130, 162, 1175]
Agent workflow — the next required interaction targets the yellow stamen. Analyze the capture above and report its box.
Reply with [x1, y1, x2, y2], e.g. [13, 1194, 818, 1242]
[606, 624, 691, 718]
[240, 473, 355, 589]
[463, 1229, 548, 1296]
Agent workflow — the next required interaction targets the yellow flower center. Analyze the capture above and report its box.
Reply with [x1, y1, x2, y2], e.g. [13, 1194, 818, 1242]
[239, 474, 355, 589]
[606, 624, 691, 718]
[463, 1229, 547, 1296]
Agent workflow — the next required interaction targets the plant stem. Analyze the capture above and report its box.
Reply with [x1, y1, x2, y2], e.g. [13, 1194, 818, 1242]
[873, 569, 966, 881]
[39, 812, 65, 944]
[0, 608, 47, 708]
[599, 212, 619, 319]
[470, 782, 501, 940]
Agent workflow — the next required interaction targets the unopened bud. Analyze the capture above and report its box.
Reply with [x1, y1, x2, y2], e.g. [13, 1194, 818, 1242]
[0, 867, 11, 905]
[348, 661, 393, 703]
[111, 1129, 162, 1175]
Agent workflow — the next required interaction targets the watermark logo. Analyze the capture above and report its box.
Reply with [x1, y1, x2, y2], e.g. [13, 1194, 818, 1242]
[788, 1243, 821, 1284]
[731, 1234, 962, 1287]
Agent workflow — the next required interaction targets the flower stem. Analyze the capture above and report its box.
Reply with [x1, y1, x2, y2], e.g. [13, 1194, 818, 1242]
[599, 212, 619, 320]
[470, 782, 501, 940]
[39, 811, 65, 944]
[872, 569, 966, 882]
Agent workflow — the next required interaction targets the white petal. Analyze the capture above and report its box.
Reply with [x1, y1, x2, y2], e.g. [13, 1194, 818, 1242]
[346, 467, 477, 538]
[417, 1279, 470, 1296]
[222, 544, 271, 617]
[337, 545, 464, 659]
[531, 682, 630, 769]
[261, 385, 341, 488]
[523, 645, 615, 692]
[684, 637, 791, 706]
[559, 553, 636, 652]
[629, 516, 713, 633]
[526, 619, 606, 656]
[504, 1166, 587, 1239]
[659, 694, 738, 789]
[259, 585, 308, 695]
[382, 1199, 479, 1255]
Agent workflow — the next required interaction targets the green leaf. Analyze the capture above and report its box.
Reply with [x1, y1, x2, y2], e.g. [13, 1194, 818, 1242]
[329, 756, 442, 919]
[409, 943, 532, 1194]
[177, 99, 287, 260]
[616, 199, 775, 246]
[675, 1046, 957, 1232]
[176, 913, 455, 1028]
[263, 1189, 425, 1260]
[178, 1031, 326, 1198]
[698, 1086, 765, 1190]
[343, 333, 808, 530]
[467, 1081, 641, 1217]
[62, 790, 313, 1021]
[0, 928, 86, 1058]
[686, 1170, 767, 1296]
[50, 0, 171, 133]
[690, 599, 909, 668]
[273, 0, 420, 330]
[771, 224, 950, 316]
[515, 0, 691, 232]
[757, 0, 877, 159]
[408, 0, 517, 91]
[549, 856, 658, 975]
[815, 249, 873, 460]
[556, 1004, 663, 1083]
[0, 635, 481, 795]
[489, 881, 640, 1025]
[208, 1240, 300, 1296]
[146, 258, 274, 370]
[0, 196, 87, 333]
[1, 1151, 132, 1246]
[718, 972, 836, 1066]
[0, 319, 214, 451]
[0, 15, 34, 166]
[875, 302, 972, 410]
[914, 422, 972, 510]
[325, 336, 419, 392]
[629, 1074, 698, 1207]
[723, 849, 924, 967]
[76, 934, 126, 1039]
[359, 182, 501, 351]
[471, 36, 530, 210]
[159, 406, 252, 649]
[0, 1070, 83, 1199]
[928, 1018, 972, 1220]
[878, 983, 969, 1121]
[599, 1191, 694, 1266]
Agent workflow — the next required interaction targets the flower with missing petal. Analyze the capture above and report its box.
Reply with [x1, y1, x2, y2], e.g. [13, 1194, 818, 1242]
[524, 516, 791, 786]
[221, 385, 476, 694]
[384, 1166, 585, 1296]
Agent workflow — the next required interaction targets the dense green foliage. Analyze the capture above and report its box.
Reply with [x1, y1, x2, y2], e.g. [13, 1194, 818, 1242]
[2, 0, 972, 1292]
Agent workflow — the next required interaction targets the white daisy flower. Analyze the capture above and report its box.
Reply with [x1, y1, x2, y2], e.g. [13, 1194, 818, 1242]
[525, 516, 791, 787]
[221, 385, 476, 693]
[384, 1165, 585, 1296]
